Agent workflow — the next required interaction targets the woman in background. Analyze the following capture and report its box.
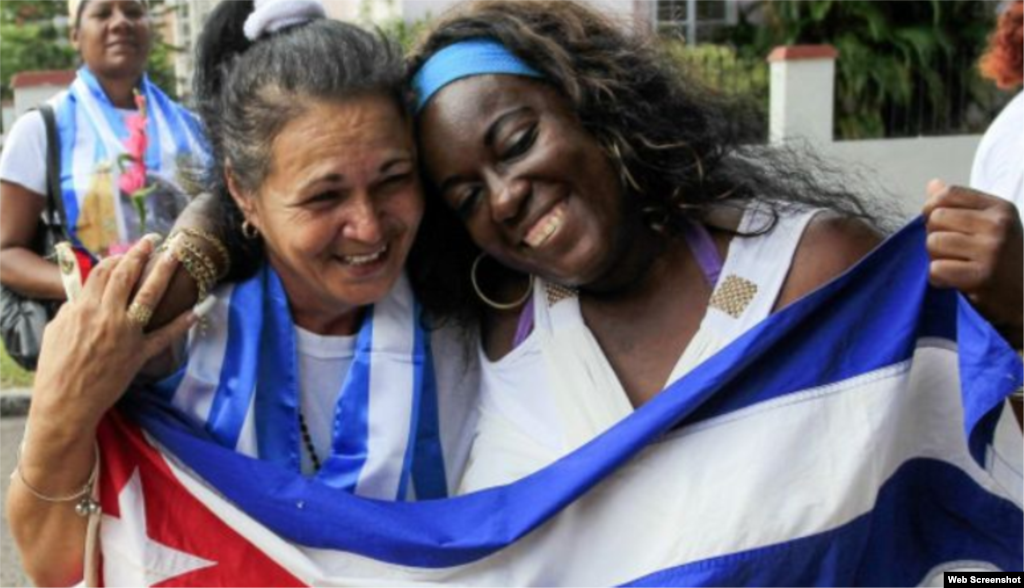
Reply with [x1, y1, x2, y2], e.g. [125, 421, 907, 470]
[970, 0, 1023, 212]
[0, 0, 206, 303]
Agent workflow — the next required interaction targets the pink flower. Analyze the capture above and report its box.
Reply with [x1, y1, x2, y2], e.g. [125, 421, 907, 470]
[118, 162, 146, 195]
[107, 242, 135, 256]
[117, 89, 153, 234]
[125, 117, 147, 157]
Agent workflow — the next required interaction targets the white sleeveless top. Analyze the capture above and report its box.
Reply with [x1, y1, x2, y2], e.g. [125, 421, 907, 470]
[459, 207, 820, 493]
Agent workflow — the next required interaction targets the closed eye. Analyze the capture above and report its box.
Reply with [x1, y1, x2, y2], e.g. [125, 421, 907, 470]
[455, 186, 484, 219]
[381, 172, 413, 187]
[501, 124, 538, 161]
[303, 191, 338, 206]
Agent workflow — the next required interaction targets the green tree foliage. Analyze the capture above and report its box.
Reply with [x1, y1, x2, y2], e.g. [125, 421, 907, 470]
[1, 1, 76, 102]
[732, 0, 999, 139]
[0, 0, 67, 22]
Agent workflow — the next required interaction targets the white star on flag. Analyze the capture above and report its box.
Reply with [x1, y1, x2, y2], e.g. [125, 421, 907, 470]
[101, 469, 217, 587]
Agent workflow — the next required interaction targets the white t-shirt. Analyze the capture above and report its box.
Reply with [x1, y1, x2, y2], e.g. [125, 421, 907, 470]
[0, 110, 49, 195]
[0, 107, 136, 197]
[294, 325, 356, 476]
[971, 91, 1024, 213]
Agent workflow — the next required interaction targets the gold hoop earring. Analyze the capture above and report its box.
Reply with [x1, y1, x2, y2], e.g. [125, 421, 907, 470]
[471, 253, 534, 311]
[241, 219, 260, 240]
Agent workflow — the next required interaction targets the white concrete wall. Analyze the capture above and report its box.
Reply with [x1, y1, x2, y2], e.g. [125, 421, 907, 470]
[825, 136, 980, 219]
[769, 47, 983, 221]
[14, 85, 65, 118]
[769, 58, 834, 145]
[2, 105, 14, 134]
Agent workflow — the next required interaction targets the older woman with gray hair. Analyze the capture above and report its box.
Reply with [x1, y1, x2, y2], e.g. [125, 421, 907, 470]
[5, 2, 478, 584]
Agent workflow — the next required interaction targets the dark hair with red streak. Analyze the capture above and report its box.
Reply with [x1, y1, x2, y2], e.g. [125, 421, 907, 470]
[980, 0, 1023, 89]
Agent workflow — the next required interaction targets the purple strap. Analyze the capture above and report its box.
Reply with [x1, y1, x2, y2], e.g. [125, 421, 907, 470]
[512, 296, 535, 348]
[681, 221, 724, 287]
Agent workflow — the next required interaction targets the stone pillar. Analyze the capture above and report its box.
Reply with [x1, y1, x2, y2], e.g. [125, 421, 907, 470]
[768, 45, 839, 145]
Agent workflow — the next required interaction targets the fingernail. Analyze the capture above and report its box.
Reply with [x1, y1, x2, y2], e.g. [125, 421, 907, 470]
[143, 233, 163, 247]
[193, 295, 216, 318]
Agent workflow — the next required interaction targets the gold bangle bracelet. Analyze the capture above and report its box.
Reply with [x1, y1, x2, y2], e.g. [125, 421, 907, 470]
[176, 227, 231, 274]
[169, 235, 220, 302]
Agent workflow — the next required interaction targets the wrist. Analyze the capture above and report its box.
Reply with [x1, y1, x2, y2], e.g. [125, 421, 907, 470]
[14, 434, 101, 517]
[25, 399, 101, 453]
[163, 228, 230, 302]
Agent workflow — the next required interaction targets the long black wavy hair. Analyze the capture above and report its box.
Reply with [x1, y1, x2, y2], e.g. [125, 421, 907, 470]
[407, 0, 890, 327]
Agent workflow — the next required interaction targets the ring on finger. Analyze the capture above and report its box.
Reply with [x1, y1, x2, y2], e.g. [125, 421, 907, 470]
[126, 301, 154, 328]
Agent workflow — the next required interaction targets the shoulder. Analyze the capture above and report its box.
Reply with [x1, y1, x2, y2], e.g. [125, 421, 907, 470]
[0, 111, 48, 193]
[775, 212, 884, 310]
[972, 93, 1024, 186]
[2, 110, 47, 152]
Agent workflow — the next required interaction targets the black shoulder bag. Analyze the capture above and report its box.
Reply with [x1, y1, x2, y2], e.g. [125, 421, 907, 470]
[0, 104, 70, 371]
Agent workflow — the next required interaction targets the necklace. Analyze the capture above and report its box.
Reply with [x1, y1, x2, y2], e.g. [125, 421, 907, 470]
[298, 410, 322, 472]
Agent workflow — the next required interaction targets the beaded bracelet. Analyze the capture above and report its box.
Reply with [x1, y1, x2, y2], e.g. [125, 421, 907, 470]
[12, 442, 101, 517]
[176, 227, 231, 275]
[168, 233, 222, 302]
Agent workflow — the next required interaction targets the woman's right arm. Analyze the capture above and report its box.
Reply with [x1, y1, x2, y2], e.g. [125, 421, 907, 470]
[5, 239, 195, 586]
[0, 181, 66, 301]
[0, 110, 66, 300]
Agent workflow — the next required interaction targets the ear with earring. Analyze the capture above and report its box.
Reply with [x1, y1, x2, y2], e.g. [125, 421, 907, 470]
[241, 218, 260, 240]
[471, 252, 534, 310]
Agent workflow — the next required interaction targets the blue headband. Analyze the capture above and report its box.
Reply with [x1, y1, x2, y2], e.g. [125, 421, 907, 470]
[412, 39, 544, 113]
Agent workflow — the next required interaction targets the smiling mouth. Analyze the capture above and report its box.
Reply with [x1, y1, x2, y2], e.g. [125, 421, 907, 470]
[523, 201, 568, 248]
[341, 244, 388, 266]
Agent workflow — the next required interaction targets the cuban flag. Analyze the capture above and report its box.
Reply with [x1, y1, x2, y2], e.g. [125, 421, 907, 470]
[89, 218, 1023, 586]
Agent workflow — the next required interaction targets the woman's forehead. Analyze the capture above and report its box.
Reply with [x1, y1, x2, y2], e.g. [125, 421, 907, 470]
[422, 75, 558, 131]
[76, 0, 147, 15]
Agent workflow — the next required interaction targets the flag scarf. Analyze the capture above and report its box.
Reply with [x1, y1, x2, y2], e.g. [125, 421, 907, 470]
[147, 265, 447, 501]
[53, 67, 208, 254]
[92, 219, 1023, 586]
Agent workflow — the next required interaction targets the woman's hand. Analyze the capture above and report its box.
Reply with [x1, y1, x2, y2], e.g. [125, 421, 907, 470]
[923, 179, 1023, 348]
[31, 236, 196, 432]
[7, 236, 196, 587]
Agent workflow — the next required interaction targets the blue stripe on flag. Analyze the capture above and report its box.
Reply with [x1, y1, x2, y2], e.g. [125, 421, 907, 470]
[206, 273, 265, 449]
[411, 314, 448, 499]
[54, 96, 80, 242]
[79, 68, 129, 140]
[141, 73, 199, 160]
[318, 311, 374, 491]
[138, 75, 163, 173]
[958, 296, 1024, 464]
[254, 269, 300, 469]
[134, 218, 1023, 569]
[623, 458, 1023, 586]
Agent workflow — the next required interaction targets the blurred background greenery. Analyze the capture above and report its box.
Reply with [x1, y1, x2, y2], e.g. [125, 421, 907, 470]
[0, 341, 34, 389]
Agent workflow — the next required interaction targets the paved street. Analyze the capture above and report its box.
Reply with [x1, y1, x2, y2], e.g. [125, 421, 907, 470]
[1, 416, 29, 587]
